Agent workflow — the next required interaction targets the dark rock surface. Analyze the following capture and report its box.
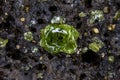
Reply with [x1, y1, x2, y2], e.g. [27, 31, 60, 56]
[0, 0, 120, 80]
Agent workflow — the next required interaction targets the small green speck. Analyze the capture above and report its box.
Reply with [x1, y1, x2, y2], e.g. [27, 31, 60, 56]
[108, 72, 115, 79]
[24, 31, 33, 41]
[37, 73, 43, 79]
[79, 12, 86, 17]
[21, 63, 32, 71]
[31, 46, 38, 53]
[88, 37, 104, 52]
[108, 56, 114, 62]
[103, 7, 109, 13]
[0, 38, 8, 48]
[51, 16, 65, 24]
[114, 10, 120, 20]
[82, 47, 88, 53]
[89, 42, 99, 52]
[90, 10, 104, 24]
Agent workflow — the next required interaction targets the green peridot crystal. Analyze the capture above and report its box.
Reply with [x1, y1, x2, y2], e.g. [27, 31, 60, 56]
[88, 37, 104, 52]
[40, 23, 79, 54]
[24, 31, 33, 41]
[90, 10, 104, 24]
[0, 38, 8, 48]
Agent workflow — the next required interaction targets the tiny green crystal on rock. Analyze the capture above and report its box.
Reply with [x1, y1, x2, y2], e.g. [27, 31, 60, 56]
[0, 38, 8, 48]
[88, 37, 104, 52]
[40, 23, 79, 54]
[114, 10, 120, 20]
[79, 12, 86, 18]
[90, 10, 104, 24]
[24, 31, 33, 41]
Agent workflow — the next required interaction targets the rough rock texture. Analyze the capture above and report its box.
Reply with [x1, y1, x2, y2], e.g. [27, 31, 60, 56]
[0, 0, 120, 80]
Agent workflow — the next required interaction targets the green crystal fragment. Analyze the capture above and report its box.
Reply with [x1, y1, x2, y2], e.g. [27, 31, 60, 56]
[40, 23, 79, 54]
[88, 37, 104, 52]
[79, 12, 86, 18]
[24, 31, 33, 41]
[89, 42, 100, 52]
[108, 56, 114, 62]
[114, 10, 120, 20]
[90, 10, 104, 24]
[0, 38, 8, 48]
[51, 16, 65, 24]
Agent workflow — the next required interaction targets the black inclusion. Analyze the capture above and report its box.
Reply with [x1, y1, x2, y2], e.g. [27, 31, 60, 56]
[37, 18, 46, 24]
[36, 63, 47, 70]
[58, 36, 63, 40]
[81, 50, 101, 65]
[79, 73, 87, 80]
[49, 6, 57, 12]
[84, 0, 92, 8]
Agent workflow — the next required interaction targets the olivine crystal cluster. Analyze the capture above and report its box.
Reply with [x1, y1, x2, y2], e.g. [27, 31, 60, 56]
[40, 23, 79, 54]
